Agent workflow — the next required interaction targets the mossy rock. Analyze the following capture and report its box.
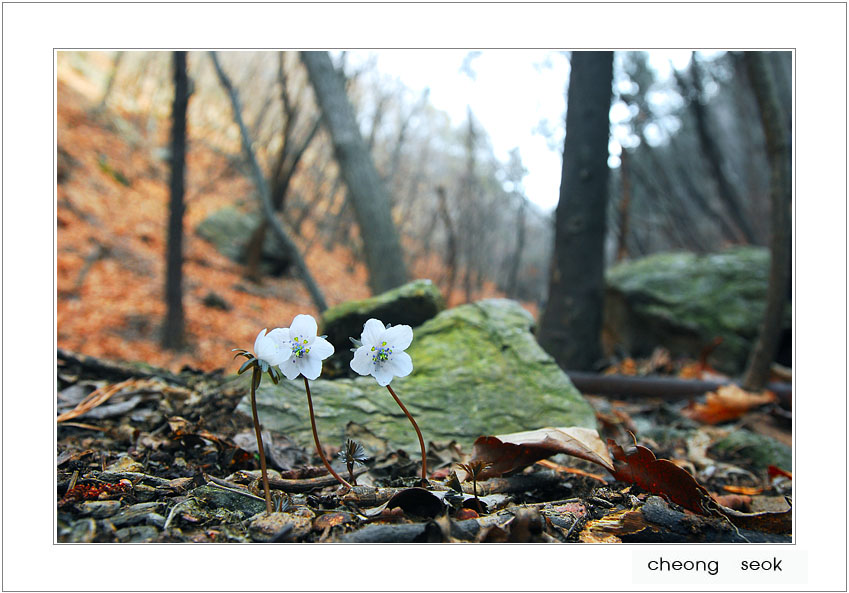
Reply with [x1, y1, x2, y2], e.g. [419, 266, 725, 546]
[320, 279, 445, 376]
[238, 299, 596, 452]
[709, 429, 792, 472]
[195, 207, 291, 276]
[604, 247, 791, 373]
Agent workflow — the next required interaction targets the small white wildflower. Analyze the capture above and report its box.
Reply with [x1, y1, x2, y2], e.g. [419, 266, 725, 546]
[350, 318, 413, 386]
[277, 314, 334, 381]
[253, 328, 290, 367]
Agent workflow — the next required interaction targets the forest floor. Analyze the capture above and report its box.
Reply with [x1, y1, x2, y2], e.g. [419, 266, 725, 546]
[56, 349, 792, 543]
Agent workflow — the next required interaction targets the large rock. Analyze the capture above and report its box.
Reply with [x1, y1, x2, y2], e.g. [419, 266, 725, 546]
[604, 247, 790, 373]
[195, 207, 291, 276]
[320, 279, 444, 375]
[238, 299, 597, 452]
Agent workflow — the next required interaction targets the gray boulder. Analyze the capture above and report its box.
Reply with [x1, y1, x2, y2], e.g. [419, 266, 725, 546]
[195, 207, 291, 276]
[238, 299, 597, 452]
[604, 247, 790, 373]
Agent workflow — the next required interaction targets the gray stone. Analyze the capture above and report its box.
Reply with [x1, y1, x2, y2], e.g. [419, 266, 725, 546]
[114, 525, 159, 542]
[709, 429, 792, 471]
[191, 484, 267, 516]
[320, 279, 445, 376]
[109, 502, 166, 528]
[195, 207, 291, 275]
[604, 247, 791, 373]
[80, 500, 122, 518]
[249, 507, 315, 542]
[239, 299, 597, 452]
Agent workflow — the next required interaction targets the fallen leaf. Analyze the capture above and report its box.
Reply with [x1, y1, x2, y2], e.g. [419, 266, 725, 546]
[767, 465, 793, 480]
[722, 485, 763, 495]
[681, 384, 777, 425]
[471, 427, 614, 479]
[608, 437, 717, 516]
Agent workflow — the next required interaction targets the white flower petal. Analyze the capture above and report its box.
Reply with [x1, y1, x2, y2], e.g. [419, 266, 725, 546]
[299, 354, 323, 380]
[350, 346, 374, 376]
[373, 365, 395, 386]
[254, 329, 268, 355]
[309, 336, 334, 361]
[267, 327, 290, 345]
[361, 318, 385, 347]
[279, 357, 301, 380]
[386, 351, 413, 378]
[290, 314, 318, 340]
[383, 324, 413, 351]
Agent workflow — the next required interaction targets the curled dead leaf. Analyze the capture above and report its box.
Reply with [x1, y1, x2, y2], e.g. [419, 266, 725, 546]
[471, 426, 614, 479]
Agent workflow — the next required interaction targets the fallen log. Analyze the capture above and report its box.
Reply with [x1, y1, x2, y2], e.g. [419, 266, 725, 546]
[566, 371, 791, 410]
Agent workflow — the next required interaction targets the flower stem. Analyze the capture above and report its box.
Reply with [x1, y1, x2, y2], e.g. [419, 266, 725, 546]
[303, 377, 353, 490]
[249, 367, 273, 515]
[386, 384, 428, 484]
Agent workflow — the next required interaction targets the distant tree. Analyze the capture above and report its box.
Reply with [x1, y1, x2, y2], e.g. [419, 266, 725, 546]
[162, 51, 191, 350]
[300, 51, 408, 294]
[742, 52, 792, 390]
[538, 51, 614, 370]
[210, 51, 328, 312]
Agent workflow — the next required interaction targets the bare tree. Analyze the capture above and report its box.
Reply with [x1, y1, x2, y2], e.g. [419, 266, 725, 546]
[210, 51, 328, 312]
[742, 52, 792, 390]
[538, 51, 614, 370]
[300, 51, 408, 294]
[244, 53, 322, 282]
[162, 51, 191, 350]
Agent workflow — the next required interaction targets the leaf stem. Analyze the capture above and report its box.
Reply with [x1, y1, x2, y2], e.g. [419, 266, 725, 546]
[386, 384, 428, 484]
[303, 377, 353, 490]
[249, 367, 273, 515]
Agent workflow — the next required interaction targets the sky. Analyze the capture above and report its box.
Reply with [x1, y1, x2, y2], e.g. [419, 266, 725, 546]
[347, 50, 696, 213]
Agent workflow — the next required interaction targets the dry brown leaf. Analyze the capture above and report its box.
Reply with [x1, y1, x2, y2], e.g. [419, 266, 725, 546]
[681, 384, 777, 425]
[471, 426, 614, 479]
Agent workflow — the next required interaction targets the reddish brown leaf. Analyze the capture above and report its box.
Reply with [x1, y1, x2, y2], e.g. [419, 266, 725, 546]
[767, 465, 793, 480]
[471, 427, 614, 479]
[681, 384, 777, 424]
[608, 437, 716, 516]
[721, 484, 763, 495]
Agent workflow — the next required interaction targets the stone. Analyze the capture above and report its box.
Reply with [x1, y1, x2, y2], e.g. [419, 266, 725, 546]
[709, 429, 792, 472]
[80, 500, 122, 518]
[239, 299, 597, 452]
[191, 484, 267, 516]
[249, 507, 315, 542]
[109, 502, 166, 528]
[195, 207, 291, 276]
[320, 279, 445, 376]
[604, 247, 791, 373]
[105, 454, 144, 473]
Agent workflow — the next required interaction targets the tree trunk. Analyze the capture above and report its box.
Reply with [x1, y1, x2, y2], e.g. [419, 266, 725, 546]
[538, 51, 614, 370]
[300, 51, 408, 294]
[742, 52, 792, 390]
[162, 52, 190, 350]
[615, 148, 632, 261]
[210, 52, 328, 312]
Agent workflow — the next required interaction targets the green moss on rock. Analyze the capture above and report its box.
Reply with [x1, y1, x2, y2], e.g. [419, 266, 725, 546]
[604, 247, 790, 373]
[239, 299, 596, 452]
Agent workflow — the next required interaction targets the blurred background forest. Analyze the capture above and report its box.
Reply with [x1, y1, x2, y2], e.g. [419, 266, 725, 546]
[56, 50, 792, 382]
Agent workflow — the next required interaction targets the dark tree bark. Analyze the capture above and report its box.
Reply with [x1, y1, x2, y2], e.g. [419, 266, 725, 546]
[615, 148, 632, 262]
[742, 52, 792, 390]
[300, 51, 408, 294]
[162, 51, 190, 350]
[210, 52, 328, 312]
[538, 51, 614, 370]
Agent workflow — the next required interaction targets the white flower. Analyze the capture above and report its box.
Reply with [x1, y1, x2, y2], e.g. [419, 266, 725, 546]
[350, 319, 413, 386]
[277, 314, 335, 381]
[253, 328, 290, 367]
